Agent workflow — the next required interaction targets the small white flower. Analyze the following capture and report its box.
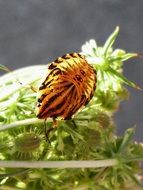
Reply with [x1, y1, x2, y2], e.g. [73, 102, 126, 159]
[81, 39, 97, 57]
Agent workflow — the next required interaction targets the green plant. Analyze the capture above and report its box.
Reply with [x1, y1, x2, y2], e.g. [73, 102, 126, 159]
[0, 27, 142, 190]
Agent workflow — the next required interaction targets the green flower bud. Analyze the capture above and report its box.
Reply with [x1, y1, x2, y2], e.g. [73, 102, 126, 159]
[15, 133, 41, 153]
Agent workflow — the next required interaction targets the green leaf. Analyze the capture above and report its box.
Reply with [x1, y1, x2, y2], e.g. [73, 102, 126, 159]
[0, 64, 11, 73]
[0, 169, 29, 178]
[126, 168, 143, 189]
[103, 26, 119, 57]
[107, 66, 141, 90]
[108, 53, 137, 63]
[117, 128, 135, 153]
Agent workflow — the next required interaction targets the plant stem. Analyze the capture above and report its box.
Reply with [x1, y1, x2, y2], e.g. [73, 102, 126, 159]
[0, 118, 47, 131]
[0, 65, 47, 85]
[0, 116, 92, 132]
[0, 65, 47, 101]
[0, 159, 118, 168]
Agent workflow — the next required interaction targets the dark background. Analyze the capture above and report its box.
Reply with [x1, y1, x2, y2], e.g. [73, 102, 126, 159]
[0, 0, 143, 140]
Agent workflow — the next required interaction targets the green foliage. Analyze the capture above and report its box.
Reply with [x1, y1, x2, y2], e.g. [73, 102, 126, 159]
[0, 28, 142, 190]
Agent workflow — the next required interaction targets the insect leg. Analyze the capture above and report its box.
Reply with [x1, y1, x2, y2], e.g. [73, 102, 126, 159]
[71, 119, 77, 128]
[53, 117, 58, 128]
[44, 117, 57, 143]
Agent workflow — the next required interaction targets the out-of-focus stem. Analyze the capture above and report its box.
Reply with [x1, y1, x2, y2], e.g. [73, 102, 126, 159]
[0, 159, 118, 168]
[0, 116, 93, 132]
[0, 118, 46, 131]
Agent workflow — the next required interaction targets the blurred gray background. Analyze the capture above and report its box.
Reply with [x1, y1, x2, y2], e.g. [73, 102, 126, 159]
[0, 0, 143, 140]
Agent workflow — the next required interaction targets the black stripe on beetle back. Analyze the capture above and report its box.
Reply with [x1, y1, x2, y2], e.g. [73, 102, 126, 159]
[62, 54, 70, 59]
[89, 91, 94, 100]
[49, 85, 75, 118]
[95, 75, 97, 83]
[49, 109, 67, 119]
[53, 68, 62, 76]
[75, 74, 83, 82]
[45, 79, 54, 87]
[61, 107, 73, 120]
[37, 103, 41, 107]
[50, 68, 62, 76]
[80, 69, 86, 76]
[38, 85, 74, 118]
[93, 82, 96, 91]
[64, 103, 77, 120]
[63, 93, 79, 120]
[37, 94, 47, 103]
[39, 79, 54, 90]
[94, 69, 97, 74]
[84, 98, 90, 106]
[54, 57, 63, 63]
[42, 97, 67, 117]
[70, 53, 78, 58]
[39, 83, 46, 90]
[63, 59, 72, 68]
[62, 91, 76, 120]
[41, 86, 68, 110]
[37, 98, 42, 103]
[48, 63, 57, 70]
[72, 59, 79, 67]
[37, 94, 61, 119]
[77, 53, 84, 59]
[58, 80, 72, 86]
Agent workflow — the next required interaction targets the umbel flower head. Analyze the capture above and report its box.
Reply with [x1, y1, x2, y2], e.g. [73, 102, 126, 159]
[81, 27, 140, 92]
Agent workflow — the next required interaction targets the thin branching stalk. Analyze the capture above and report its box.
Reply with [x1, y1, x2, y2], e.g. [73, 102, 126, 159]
[0, 65, 47, 101]
[0, 116, 93, 132]
[0, 118, 44, 131]
[0, 65, 47, 85]
[0, 159, 118, 168]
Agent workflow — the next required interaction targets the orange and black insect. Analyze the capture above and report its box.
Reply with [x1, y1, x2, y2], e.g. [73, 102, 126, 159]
[36, 53, 97, 121]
